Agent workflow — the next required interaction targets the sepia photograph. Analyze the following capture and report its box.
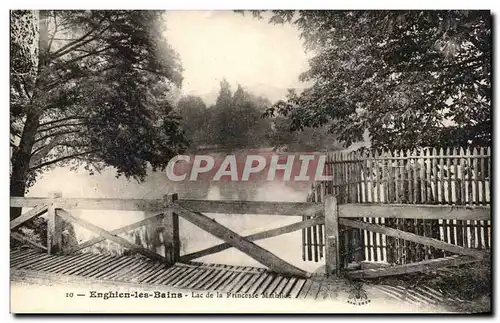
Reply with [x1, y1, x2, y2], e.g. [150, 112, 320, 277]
[8, 8, 492, 314]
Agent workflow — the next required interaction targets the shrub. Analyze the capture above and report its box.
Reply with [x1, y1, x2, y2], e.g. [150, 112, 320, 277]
[426, 259, 491, 313]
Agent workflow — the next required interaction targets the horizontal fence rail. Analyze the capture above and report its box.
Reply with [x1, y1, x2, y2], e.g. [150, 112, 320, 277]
[11, 197, 322, 216]
[10, 195, 321, 278]
[303, 146, 491, 266]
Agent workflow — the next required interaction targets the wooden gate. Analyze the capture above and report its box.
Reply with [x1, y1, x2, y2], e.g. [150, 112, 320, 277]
[173, 198, 323, 277]
[11, 193, 325, 278]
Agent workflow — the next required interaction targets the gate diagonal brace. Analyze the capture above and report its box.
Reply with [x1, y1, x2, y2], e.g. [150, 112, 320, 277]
[173, 203, 310, 278]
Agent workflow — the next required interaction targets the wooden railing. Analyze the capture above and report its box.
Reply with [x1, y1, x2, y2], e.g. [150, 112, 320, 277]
[10, 193, 323, 278]
[10, 192, 181, 263]
[10, 192, 491, 279]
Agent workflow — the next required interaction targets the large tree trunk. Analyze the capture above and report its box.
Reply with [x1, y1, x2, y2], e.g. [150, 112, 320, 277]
[10, 10, 48, 220]
[10, 111, 41, 220]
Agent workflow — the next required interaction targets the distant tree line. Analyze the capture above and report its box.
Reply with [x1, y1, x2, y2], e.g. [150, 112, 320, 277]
[176, 79, 343, 152]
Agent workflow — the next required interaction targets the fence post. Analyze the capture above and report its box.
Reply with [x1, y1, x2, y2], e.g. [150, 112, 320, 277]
[163, 193, 180, 265]
[47, 191, 63, 255]
[325, 195, 340, 277]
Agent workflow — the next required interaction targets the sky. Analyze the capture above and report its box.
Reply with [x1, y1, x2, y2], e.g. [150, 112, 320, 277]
[164, 11, 311, 105]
